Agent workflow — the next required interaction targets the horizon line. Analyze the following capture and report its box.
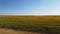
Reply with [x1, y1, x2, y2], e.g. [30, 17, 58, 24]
[0, 14, 60, 16]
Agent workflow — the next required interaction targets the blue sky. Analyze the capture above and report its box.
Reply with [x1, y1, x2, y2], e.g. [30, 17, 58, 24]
[0, 0, 60, 15]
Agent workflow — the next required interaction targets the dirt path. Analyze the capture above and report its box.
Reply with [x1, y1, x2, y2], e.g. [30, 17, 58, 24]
[0, 28, 45, 34]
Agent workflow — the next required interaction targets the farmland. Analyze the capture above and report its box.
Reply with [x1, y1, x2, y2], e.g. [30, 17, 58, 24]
[0, 16, 60, 34]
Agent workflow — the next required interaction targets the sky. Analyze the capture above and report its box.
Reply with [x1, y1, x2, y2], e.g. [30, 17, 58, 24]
[0, 0, 60, 15]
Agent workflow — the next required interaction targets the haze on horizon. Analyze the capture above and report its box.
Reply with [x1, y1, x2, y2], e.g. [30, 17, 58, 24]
[0, 0, 60, 15]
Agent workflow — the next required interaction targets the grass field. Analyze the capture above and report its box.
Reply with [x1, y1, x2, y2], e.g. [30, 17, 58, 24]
[0, 16, 60, 34]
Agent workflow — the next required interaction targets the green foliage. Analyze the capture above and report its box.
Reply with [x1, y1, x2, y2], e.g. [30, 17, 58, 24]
[0, 16, 60, 34]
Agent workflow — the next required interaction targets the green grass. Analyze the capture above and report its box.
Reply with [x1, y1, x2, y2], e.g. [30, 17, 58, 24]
[0, 16, 60, 34]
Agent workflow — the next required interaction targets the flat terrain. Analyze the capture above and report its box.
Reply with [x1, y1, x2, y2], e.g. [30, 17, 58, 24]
[0, 16, 60, 34]
[0, 28, 44, 34]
